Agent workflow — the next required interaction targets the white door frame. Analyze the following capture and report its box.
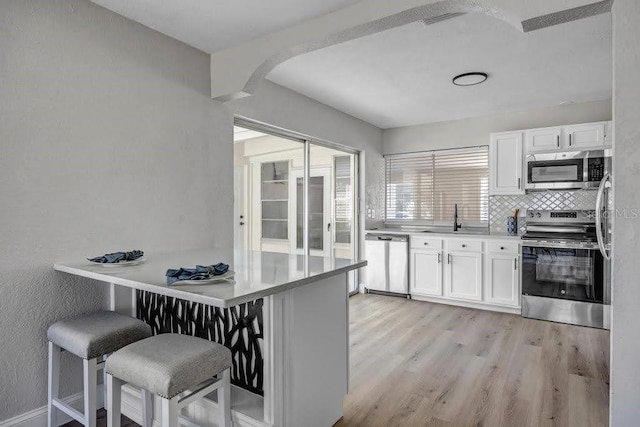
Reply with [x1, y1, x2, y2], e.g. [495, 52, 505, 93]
[233, 166, 248, 250]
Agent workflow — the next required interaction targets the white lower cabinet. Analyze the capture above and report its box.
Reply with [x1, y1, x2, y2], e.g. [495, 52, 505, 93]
[485, 253, 520, 307]
[409, 236, 521, 312]
[410, 249, 443, 296]
[445, 251, 482, 301]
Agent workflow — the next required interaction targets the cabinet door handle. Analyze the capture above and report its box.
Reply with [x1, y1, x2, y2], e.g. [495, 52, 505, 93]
[556, 135, 560, 147]
[437, 253, 441, 263]
[462, 244, 466, 248]
[424, 242, 428, 246]
[448, 254, 452, 264]
[514, 257, 518, 270]
[518, 178, 521, 188]
[500, 246, 505, 250]
[569, 134, 572, 146]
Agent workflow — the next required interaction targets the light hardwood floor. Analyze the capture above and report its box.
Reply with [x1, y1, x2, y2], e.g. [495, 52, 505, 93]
[63, 294, 609, 427]
[335, 294, 610, 427]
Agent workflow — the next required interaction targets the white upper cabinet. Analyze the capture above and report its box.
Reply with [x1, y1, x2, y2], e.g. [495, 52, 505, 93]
[525, 126, 562, 153]
[490, 132, 524, 195]
[522, 121, 611, 154]
[563, 122, 608, 149]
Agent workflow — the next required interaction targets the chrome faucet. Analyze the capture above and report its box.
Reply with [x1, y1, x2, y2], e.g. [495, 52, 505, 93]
[453, 203, 461, 231]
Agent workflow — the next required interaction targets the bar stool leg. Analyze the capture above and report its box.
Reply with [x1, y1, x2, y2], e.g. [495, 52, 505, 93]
[102, 354, 109, 411]
[47, 342, 61, 427]
[219, 369, 231, 427]
[141, 389, 153, 427]
[83, 358, 98, 427]
[161, 397, 178, 427]
[107, 374, 122, 427]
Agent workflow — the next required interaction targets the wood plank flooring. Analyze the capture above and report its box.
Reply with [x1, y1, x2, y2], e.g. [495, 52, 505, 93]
[62, 294, 609, 427]
[335, 294, 610, 427]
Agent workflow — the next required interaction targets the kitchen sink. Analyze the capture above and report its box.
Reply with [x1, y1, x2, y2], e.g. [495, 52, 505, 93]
[421, 228, 489, 235]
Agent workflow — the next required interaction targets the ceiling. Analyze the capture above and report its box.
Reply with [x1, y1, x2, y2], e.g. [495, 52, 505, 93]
[266, 12, 612, 129]
[90, 1, 612, 130]
[90, 0, 362, 53]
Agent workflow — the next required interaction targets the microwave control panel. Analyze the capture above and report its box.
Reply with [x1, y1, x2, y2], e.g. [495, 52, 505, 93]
[587, 157, 605, 182]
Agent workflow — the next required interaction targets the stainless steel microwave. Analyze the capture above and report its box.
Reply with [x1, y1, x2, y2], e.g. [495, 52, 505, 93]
[525, 149, 611, 190]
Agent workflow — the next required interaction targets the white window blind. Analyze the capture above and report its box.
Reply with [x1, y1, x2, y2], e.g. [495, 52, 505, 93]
[385, 147, 489, 225]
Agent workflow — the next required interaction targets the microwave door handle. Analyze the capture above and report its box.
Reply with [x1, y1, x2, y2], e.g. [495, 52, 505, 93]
[595, 173, 611, 261]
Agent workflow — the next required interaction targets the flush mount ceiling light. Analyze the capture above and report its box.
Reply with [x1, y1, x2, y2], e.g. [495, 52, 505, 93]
[452, 72, 488, 86]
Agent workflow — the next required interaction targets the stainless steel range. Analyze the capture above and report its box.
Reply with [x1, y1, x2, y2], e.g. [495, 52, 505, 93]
[521, 209, 611, 329]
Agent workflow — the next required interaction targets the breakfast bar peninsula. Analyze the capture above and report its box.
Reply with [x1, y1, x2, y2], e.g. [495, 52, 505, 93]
[54, 249, 366, 427]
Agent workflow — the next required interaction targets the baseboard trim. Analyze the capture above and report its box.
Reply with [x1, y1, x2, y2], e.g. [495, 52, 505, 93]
[410, 294, 522, 314]
[0, 385, 104, 427]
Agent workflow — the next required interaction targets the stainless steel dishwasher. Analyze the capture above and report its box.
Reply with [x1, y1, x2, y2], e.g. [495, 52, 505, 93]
[364, 233, 410, 297]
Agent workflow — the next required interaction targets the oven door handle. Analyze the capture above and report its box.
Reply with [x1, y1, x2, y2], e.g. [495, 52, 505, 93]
[525, 225, 587, 233]
[522, 240, 599, 250]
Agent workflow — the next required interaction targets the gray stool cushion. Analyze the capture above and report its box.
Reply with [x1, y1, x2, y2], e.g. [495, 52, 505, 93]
[105, 334, 232, 399]
[47, 311, 152, 359]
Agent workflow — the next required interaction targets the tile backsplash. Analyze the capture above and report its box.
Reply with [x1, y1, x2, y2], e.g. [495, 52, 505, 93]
[490, 190, 597, 234]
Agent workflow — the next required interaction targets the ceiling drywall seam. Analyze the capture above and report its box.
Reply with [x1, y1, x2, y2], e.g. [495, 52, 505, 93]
[522, 0, 613, 32]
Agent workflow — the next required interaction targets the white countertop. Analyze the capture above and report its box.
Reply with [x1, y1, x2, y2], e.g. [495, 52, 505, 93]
[54, 249, 366, 308]
[365, 228, 523, 240]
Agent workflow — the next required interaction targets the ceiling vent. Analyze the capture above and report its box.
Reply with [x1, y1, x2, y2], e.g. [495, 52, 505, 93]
[421, 12, 466, 26]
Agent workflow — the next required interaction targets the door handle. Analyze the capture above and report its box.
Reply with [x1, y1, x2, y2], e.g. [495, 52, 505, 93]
[239, 222, 245, 226]
[514, 257, 518, 270]
[327, 223, 331, 232]
[437, 253, 441, 263]
[447, 254, 452, 264]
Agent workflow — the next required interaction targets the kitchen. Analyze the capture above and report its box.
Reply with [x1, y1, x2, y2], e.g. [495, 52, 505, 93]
[2, 1, 640, 427]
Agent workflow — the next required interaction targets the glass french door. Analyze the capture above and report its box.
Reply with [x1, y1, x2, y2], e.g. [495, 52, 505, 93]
[234, 119, 361, 294]
[291, 169, 331, 256]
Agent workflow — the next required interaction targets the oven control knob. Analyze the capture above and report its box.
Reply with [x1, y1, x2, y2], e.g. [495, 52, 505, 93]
[529, 212, 534, 218]
[536, 212, 542, 218]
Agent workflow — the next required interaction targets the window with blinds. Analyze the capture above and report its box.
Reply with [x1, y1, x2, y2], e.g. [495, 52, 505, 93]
[385, 147, 489, 225]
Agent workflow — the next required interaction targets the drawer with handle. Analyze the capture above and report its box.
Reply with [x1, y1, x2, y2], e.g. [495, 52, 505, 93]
[447, 239, 482, 252]
[487, 241, 520, 254]
[410, 237, 443, 250]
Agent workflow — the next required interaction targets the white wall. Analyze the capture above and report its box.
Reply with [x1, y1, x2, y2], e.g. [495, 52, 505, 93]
[0, 1, 385, 422]
[611, 1, 640, 425]
[0, 0, 233, 421]
[383, 99, 612, 154]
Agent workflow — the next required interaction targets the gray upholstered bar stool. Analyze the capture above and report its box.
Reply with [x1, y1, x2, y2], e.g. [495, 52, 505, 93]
[47, 311, 152, 427]
[105, 333, 232, 427]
